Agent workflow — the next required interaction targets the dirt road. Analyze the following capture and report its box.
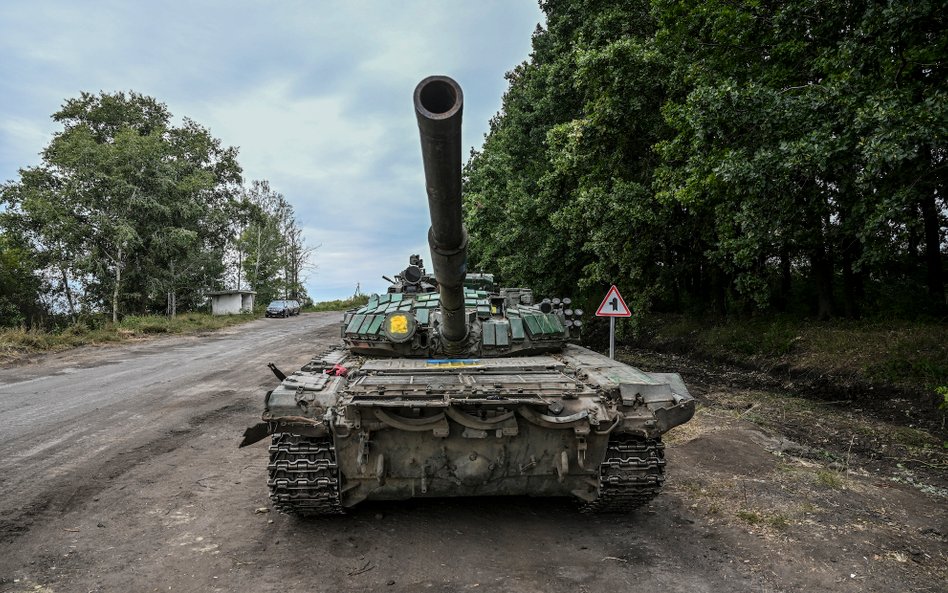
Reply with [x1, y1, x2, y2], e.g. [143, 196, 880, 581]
[0, 313, 944, 592]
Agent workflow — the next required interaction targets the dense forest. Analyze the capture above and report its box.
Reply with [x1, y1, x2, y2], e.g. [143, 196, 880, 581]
[464, 0, 946, 320]
[1, 1, 943, 330]
[0, 92, 313, 327]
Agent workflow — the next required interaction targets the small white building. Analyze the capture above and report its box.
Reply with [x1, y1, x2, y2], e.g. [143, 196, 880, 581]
[207, 290, 256, 315]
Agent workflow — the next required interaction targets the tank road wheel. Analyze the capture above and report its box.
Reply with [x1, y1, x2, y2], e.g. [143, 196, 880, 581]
[267, 433, 345, 516]
[581, 436, 666, 514]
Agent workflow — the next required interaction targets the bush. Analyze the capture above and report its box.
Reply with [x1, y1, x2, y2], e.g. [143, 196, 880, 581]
[305, 295, 371, 312]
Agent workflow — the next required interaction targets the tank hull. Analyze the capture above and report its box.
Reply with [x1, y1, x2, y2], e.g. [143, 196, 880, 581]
[258, 344, 692, 513]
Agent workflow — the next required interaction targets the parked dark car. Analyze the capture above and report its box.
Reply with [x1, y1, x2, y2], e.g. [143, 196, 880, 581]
[265, 300, 300, 318]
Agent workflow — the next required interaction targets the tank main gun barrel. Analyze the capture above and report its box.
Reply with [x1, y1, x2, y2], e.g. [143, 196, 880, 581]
[414, 75, 468, 348]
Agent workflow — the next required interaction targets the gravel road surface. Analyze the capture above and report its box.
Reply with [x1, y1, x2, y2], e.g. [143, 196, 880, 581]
[0, 312, 943, 592]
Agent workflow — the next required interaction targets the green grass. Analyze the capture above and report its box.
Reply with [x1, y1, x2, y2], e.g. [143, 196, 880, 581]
[0, 313, 254, 361]
[304, 294, 370, 312]
[815, 469, 844, 489]
[736, 509, 791, 530]
[640, 314, 948, 391]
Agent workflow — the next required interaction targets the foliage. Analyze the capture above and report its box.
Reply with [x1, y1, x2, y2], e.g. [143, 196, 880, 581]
[305, 294, 371, 312]
[0, 230, 46, 327]
[0, 91, 315, 324]
[937, 386, 948, 410]
[232, 181, 316, 306]
[464, 0, 946, 319]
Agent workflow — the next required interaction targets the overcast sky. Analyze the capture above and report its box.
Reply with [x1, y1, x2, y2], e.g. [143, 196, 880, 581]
[0, 1, 544, 301]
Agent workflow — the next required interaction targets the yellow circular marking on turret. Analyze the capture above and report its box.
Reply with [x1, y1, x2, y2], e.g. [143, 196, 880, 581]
[382, 310, 417, 343]
[389, 313, 409, 335]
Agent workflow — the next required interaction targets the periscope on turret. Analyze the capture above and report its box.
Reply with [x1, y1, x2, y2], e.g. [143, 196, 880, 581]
[239, 75, 695, 515]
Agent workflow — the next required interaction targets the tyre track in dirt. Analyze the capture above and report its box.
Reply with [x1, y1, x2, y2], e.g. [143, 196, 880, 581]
[0, 312, 342, 543]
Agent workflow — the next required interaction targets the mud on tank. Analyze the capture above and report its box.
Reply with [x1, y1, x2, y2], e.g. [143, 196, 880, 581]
[240, 75, 695, 515]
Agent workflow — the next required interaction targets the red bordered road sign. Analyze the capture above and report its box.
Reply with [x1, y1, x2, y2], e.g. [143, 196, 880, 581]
[595, 285, 631, 317]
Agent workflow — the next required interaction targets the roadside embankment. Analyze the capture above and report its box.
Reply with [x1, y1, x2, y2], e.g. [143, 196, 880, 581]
[615, 314, 947, 521]
[0, 312, 255, 364]
[627, 315, 948, 410]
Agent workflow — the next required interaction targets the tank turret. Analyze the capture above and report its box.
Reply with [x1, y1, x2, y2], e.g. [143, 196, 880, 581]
[414, 75, 468, 352]
[384, 254, 437, 295]
[339, 75, 579, 357]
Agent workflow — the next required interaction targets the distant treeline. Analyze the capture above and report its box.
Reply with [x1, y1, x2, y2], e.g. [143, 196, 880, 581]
[464, 0, 946, 319]
[0, 92, 314, 328]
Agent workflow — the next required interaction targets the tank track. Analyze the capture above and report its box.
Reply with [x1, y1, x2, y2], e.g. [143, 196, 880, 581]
[581, 436, 665, 513]
[267, 433, 345, 516]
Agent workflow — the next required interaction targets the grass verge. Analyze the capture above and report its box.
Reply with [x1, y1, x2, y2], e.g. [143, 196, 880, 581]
[634, 314, 948, 397]
[0, 313, 255, 363]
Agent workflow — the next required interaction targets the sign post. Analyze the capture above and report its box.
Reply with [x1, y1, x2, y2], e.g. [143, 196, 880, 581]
[595, 285, 631, 359]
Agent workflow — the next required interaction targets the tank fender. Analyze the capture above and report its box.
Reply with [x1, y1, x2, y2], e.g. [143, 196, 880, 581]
[655, 395, 696, 433]
[238, 422, 269, 447]
[238, 415, 329, 447]
[619, 372, 695, 433]
[644, 372, 692, 399]
[266, 373, 343, 418]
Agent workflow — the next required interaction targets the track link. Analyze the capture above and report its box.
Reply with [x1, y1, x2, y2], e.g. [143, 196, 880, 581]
[267, 433, 345, 516]
[581, 436, 665, 513]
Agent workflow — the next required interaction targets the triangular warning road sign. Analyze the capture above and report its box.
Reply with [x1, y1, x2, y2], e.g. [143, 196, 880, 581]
[595, 285, 632, 317]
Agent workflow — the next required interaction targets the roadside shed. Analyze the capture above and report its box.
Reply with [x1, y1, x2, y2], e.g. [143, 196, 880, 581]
[207, 290, 256, 315]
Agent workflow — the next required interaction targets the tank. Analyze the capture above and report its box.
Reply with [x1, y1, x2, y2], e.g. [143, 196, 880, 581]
[239, 75, 695, 514]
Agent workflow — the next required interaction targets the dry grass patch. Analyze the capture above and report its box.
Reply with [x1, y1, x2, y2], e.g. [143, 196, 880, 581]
[0, 313, 255, 363]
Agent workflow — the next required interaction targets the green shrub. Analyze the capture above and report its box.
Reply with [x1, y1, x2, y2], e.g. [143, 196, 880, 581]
[306, 295, 371, 312]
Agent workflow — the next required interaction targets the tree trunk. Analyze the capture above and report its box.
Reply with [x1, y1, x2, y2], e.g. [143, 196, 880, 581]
[709, 265, 728, 316]
[811, 246, 833, 320]
[907, 204, 920, 260]
[841, 232, 863, 319]
[253, 226, 262, 290]
[236, 243, 243, 291]
[774, 245, 792, 312]
[60, 266, 77, 323]
[166, 261, 177, 318]
[920, 190, 944, 308]
[112, 248, 122, 324]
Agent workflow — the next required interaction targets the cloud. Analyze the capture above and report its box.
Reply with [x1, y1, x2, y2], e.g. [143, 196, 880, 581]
[196, 80, 388, 186]
[0, 118, 53, 175]
[0, 0, 545, 300]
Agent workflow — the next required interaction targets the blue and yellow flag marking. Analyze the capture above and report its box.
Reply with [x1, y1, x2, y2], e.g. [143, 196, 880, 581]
[425, 359, 481, 368]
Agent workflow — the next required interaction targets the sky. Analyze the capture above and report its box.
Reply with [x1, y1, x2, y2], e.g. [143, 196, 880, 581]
[0, 0, 544, 301]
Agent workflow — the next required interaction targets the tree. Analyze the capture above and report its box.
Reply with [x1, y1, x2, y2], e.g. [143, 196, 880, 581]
[465, 0, 678, 313]
[234, 180, 316, 305]
[0, 229, 46, 327]
[466, 0, 946, 319]
[1, 92, 243, 321]
[653, 0, 947, 316]
[139, 118, 242, 317]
